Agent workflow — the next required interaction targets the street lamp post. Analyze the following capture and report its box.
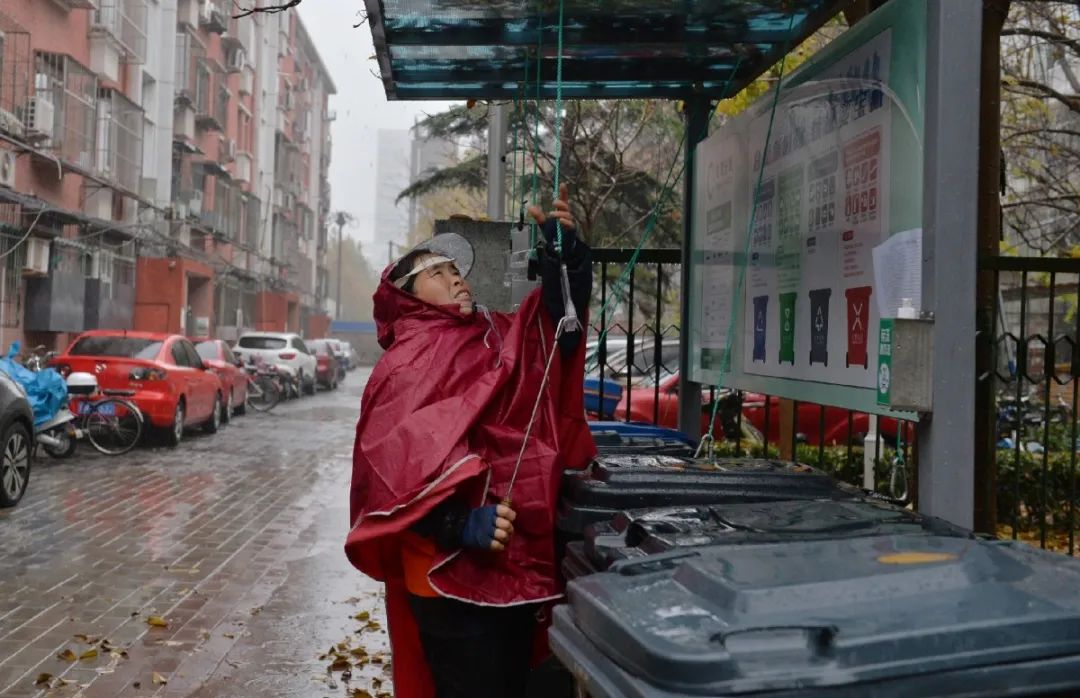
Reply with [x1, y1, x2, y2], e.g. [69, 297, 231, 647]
[335, 211, 347, 320]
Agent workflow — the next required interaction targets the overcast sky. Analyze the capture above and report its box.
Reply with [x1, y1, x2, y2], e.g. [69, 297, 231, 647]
[296, 2, 456, 250]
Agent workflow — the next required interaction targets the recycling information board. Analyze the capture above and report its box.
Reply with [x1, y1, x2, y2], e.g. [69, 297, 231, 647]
[688, 0, 925, 416]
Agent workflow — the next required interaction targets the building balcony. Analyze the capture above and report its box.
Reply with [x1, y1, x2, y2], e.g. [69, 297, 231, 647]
[94, 88, 144, 194]
[199, 0, 228, 34]
[29, 53, 97, 171]
[90, 0, 148, 79]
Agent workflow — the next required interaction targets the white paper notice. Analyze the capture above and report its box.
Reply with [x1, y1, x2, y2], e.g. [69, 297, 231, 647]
[872, 228, 922, 318]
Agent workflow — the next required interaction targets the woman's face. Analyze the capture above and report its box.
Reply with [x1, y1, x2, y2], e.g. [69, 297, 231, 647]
[411, 254, 474, 315]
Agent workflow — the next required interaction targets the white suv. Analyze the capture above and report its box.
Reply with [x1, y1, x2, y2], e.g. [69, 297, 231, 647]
[234, 332, 319, 396]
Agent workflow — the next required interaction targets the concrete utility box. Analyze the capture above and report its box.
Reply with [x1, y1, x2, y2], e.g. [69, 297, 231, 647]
[434, 218, 539, 313]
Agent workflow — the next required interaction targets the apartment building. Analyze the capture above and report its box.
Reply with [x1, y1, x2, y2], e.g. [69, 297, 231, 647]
[0, 0, 334, 352]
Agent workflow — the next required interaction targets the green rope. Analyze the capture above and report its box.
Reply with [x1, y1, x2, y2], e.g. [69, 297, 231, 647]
[702, 15, 798, 454]
[550, 0, 566, 253]
[510, 95, 519, 223]
[530, 22, 542, 250]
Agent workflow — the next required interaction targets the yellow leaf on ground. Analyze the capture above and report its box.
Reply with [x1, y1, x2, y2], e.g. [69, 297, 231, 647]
[146, 616, 169, 628]
[34, 673, 53, 685]
[152, 672, 168, 685]
[352, 611, 370, 622]
[79, 648, 99, 661]
[57, 649, 77, 662]
[329, 658, 352, 672]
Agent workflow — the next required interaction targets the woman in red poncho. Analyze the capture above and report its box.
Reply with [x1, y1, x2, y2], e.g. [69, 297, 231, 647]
[345, 186, 595, 698]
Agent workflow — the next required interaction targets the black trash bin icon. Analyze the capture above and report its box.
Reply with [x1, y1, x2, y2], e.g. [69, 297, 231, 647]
[808, 288, 832, 366]
[752, 295, 768, 363]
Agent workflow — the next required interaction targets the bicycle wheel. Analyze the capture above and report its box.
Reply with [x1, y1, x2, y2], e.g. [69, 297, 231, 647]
[247, 376, 281, 412]
[84, 399, 144, 455]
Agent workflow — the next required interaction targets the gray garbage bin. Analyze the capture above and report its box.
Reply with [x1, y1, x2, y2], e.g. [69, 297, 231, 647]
[557, 453, 858, 539]
[552, 535, 1080, 697]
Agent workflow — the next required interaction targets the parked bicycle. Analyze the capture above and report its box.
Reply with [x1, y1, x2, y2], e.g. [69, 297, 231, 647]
[41, 372, 144, 458]
[244, 358, 284, 413]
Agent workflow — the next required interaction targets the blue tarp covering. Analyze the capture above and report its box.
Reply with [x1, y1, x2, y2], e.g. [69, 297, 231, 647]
[0, 342, 68, 427]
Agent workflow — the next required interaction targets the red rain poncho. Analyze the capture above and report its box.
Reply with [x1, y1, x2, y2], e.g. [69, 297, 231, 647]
[345, 266, 595, 697]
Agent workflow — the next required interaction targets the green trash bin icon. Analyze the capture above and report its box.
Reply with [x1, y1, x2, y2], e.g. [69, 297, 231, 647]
[778, 292, 797, 365]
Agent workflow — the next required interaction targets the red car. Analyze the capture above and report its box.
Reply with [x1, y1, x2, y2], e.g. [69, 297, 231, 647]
[614, 371, 909, 445]
[193, 338, 248, 421]
[611, 373, 725, 436]
[306, 339, 341, 390]
[54, 331, 226, 447]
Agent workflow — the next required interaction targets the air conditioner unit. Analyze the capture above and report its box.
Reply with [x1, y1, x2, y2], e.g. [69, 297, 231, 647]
[24, 96, 55, 141]
[23, 238, 50, 276]
[188, 190, 203, 216]
[0, 150, 15, 189]
[200, 0, 216, 23]
[227, 48, 245, 73]
[88, 250, 115, 280]
[225, 139, 237, 160]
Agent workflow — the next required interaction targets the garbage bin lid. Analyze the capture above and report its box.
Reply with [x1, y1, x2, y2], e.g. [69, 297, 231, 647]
[566, 535, 1080, 695]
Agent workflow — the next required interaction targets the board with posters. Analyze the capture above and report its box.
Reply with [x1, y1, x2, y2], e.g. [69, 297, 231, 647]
[688, 0, 925, 416]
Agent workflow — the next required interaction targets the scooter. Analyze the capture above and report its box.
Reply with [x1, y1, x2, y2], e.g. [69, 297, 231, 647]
[36, 407, 79, 458]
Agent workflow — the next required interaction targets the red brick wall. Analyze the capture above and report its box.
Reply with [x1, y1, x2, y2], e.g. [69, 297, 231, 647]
[255, 292, 287, 332]
[306, 314, 331, 339]
[134, 258, 214, 334]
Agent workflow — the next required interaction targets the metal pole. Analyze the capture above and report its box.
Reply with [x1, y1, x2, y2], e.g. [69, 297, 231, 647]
[678, 97, 710, 439]
[917, 0, 982, 529]
[486, 103, 509, 221]
[335, 212, 346, 320]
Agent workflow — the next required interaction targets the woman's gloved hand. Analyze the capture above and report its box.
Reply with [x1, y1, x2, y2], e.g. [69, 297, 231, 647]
[528, 183, 579, 259]
[461, 503, 517, 552]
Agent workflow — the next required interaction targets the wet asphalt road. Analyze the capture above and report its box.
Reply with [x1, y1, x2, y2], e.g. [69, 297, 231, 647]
[0, 371, 392, 698]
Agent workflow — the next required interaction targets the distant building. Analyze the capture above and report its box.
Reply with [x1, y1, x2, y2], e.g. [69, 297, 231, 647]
[0, 0, 336, 352]
[373, 128, 412, 267]
[371, 125, 455, 268]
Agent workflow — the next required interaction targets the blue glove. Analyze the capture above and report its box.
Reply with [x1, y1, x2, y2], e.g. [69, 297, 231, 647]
[460, 505, 499, 550]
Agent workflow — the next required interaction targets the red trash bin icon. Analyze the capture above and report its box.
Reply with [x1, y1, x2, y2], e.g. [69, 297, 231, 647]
[845, 286, 873, 368]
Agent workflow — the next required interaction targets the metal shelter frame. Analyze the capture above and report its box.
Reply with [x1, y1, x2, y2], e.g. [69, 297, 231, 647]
[364, 0, 986, 528]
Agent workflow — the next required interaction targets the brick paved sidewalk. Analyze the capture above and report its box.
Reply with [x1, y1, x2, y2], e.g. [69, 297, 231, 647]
[0, 374, 387, 698]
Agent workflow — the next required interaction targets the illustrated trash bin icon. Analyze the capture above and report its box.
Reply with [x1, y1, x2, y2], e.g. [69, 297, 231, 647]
[752, 295, 768, 363]
[845, 286, 873, 368]
[808, 288, 832, 366]
[778, 292, 796, 365]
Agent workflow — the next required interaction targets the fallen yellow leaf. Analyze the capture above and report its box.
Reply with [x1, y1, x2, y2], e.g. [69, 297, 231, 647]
[352, 611, 370, 622]
[146, 616, 169, 628]
[152, 672, 168, 685]
[57, 649, 77, 662]
[329, 658, 352, 672]
[34, 673, 53, 685]
[79, 648, 99, 661]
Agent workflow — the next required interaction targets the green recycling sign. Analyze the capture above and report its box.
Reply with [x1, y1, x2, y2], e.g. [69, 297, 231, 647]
[877, 319, 893, 407]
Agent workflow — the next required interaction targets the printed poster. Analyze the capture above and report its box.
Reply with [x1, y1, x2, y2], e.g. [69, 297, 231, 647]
[735, 29, 892, 388]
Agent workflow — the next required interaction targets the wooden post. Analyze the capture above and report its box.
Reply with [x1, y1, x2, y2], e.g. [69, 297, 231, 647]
[779, 398, 796, 460]
[973, 0, 1010, 534]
